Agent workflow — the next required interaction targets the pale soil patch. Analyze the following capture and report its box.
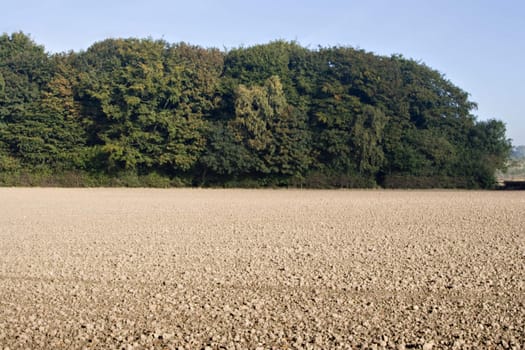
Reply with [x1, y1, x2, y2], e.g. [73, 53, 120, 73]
[0, 188, 523, 349]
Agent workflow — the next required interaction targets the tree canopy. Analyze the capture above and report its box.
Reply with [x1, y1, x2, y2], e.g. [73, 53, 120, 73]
[0, 32, 512, 188]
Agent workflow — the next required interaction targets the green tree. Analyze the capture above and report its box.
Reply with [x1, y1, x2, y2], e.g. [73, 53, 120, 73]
[74, 39, 222, 174]
[460, 119, 512, 187]
[198, 121, 254, 179]
[0, 32, 62, 169]
[310, 50, 387, 182]
[229, 76, 311, 178]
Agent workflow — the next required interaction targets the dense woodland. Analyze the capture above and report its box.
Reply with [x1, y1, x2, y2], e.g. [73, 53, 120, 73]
[0, 32, 512, 188]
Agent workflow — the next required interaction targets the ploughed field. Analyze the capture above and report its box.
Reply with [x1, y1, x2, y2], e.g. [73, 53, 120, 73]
[0, 189, 523, 349]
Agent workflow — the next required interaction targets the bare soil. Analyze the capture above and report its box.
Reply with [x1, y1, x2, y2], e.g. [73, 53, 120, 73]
[0, 188, 524, 349]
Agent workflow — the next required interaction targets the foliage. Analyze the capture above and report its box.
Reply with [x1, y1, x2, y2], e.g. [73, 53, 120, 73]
[0, 33, 512, 188]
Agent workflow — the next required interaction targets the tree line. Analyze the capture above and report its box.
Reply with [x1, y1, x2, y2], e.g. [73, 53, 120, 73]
[0, 32, 511, 188]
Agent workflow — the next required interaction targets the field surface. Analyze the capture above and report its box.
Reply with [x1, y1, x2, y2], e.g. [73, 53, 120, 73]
[0, 188, 524, 349]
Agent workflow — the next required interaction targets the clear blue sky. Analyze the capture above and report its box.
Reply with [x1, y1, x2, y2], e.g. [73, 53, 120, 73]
[2, 0, 524, 145]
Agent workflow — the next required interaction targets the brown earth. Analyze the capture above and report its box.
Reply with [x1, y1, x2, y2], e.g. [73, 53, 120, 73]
[0, 188, 524, 349]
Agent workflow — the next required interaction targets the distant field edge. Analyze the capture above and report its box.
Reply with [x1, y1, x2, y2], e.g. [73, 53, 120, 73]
[0, 171, 519, 190]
